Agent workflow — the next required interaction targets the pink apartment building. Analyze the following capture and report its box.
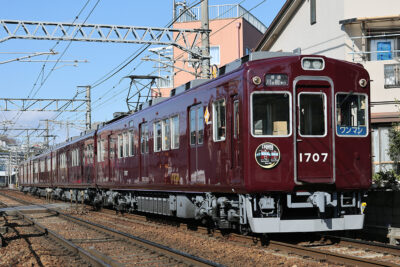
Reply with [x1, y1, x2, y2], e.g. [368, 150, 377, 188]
[157, 4, 266, 96]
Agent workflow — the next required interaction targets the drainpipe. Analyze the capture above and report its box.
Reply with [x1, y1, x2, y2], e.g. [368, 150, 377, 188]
[236, 22, 241, 58]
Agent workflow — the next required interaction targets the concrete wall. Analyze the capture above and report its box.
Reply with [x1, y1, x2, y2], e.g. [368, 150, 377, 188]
[269, 0, 346, 58]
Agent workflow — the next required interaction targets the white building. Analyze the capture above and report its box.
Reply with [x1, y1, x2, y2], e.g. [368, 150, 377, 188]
[256, 0, 400, 172]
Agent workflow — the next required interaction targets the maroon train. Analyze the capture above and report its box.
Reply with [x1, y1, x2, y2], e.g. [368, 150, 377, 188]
[19, 52, 371, 233]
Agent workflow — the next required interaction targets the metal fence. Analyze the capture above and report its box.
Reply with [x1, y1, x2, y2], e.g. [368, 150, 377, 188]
[177, 4, 267, 33]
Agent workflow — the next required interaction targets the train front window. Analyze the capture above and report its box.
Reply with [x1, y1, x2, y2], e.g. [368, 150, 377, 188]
[336, 93, 368, 136]
[299, 93, 326, 136]
[252, 92, 291, 136]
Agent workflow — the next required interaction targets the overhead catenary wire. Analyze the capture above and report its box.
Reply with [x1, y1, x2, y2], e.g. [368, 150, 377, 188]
[88, 0, 262, 114]
[1, 0, 94, 137]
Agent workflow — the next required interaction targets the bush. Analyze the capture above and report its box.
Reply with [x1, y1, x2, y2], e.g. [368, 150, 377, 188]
[372, 170, 400, 190]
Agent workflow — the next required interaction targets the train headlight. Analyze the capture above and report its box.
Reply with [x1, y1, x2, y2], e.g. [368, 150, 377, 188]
[301, 57, 325, 70]
[265, 74, 288, 86]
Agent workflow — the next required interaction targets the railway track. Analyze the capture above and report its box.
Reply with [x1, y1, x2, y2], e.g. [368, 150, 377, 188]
[4, 189, 400, 266]
[0, 191, 224, 267]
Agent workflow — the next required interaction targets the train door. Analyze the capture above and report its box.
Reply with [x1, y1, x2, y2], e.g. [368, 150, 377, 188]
[189, 104, 205, 184]
[139, 123, 149, 182]
[230, 95, 241, 184]
[108, 135, 116, 183]
[294, 79, 334, 184]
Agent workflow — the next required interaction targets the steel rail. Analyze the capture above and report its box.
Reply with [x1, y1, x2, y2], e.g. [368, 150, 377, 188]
[0, 199, 110, 267]
[321, 234, 400, 257]
[4, 190, 397, 267]
[0, 191, 224, 267]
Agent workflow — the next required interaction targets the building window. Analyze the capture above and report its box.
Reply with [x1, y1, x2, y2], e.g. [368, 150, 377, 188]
[210, 46, 220, 65]
[370, 39, 395, 61]
[384, 64, 400, 88]
[213, 100, 226, 141]
[310, 0, 316, 25]
[171, 115, 179, 149]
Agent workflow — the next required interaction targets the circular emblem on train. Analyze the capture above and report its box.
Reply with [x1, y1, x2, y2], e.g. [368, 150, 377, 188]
[255, 142, 280, 169]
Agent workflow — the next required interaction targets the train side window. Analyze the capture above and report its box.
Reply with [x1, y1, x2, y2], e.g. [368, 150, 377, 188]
[299, 93, 326, 136]
[162, 118, 171, 150]
[213, 99, 226, 141]
[154, 121, 162, 152]
[118, 135, 123, 158]
[197, 106, 204, 144]
[97, 140, 101, 162]
[336, 93, 368, 136]
[129, 130, 134, 156]
[190, 109, 196, 145]
[251, 92, 291, 137]
[140, 124, 149, 154]
[123, 132, 128, 157]
[171, 115, 179, 149]
[234, 100, 239, 138]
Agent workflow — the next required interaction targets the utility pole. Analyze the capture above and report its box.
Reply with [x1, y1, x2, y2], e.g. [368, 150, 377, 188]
[200, 0, 210, 79]
[86, 86, 91, 130]
[77, 85, 91, 130]
[45, 119, 49, 147]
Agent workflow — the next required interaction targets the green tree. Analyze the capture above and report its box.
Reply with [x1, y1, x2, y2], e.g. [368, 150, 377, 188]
[388, 124, 400, 174]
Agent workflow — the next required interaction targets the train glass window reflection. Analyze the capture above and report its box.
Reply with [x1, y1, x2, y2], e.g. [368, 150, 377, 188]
[252, 93, 290, 136]
[234, 100, 239, 138]
[197, 106, 204, 144]
[140, 124, 149, 154]
[213, 99, 226, 141]
[154, 121, 162, 152]
[190, 109, 196, 145]
[129, 130, 134, 156]
[123, 132, 128, 157]
[171, 115, 179, 149]
[336, 93, 367, 136]
[299, 93, 326, 136]
[118, 135, 123, 158]
[162, 118, 171, 150]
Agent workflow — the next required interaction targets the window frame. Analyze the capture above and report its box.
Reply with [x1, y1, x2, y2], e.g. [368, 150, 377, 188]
[171, 115, 180, 149]
[140, 123, 149, 154]
[250, 91, 292, 138]
[153, 121, 162, 152]
[128, 130, 135, 156]
[162, 118, 171, 151]
[384, 63, 400, 88]
[212, 99, 226, 142]
[335, 92, 369, 138]
[210, 45, 221, 65]
[298, 92, 327, 138]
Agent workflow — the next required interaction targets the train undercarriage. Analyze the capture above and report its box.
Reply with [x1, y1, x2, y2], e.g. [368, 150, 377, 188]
[21, 186, 367, 233]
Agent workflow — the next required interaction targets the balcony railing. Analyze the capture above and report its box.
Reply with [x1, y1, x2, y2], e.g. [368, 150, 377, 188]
[348, 32, 400, 62]
[176, 4, 267, 34]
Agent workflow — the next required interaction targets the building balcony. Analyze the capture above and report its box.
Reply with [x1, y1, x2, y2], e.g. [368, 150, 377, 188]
[176, 4, 267, 34]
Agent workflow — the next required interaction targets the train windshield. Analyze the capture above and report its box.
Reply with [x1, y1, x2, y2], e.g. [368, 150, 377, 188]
[252, 92, 291, 136]
[299, 93, 326, 136]
[336, 93, 367, 136]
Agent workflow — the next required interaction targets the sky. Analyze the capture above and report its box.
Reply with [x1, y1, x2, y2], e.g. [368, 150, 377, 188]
[0, 0, 285, 146]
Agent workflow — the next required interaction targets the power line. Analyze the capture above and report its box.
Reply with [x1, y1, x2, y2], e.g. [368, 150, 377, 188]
[2, 0, 94, 136]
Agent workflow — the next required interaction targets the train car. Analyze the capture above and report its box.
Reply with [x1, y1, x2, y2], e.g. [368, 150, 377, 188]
[20, 52, 371, 234]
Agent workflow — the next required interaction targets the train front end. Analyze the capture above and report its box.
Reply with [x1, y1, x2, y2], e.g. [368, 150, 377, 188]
[242, 55, 371, 233]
